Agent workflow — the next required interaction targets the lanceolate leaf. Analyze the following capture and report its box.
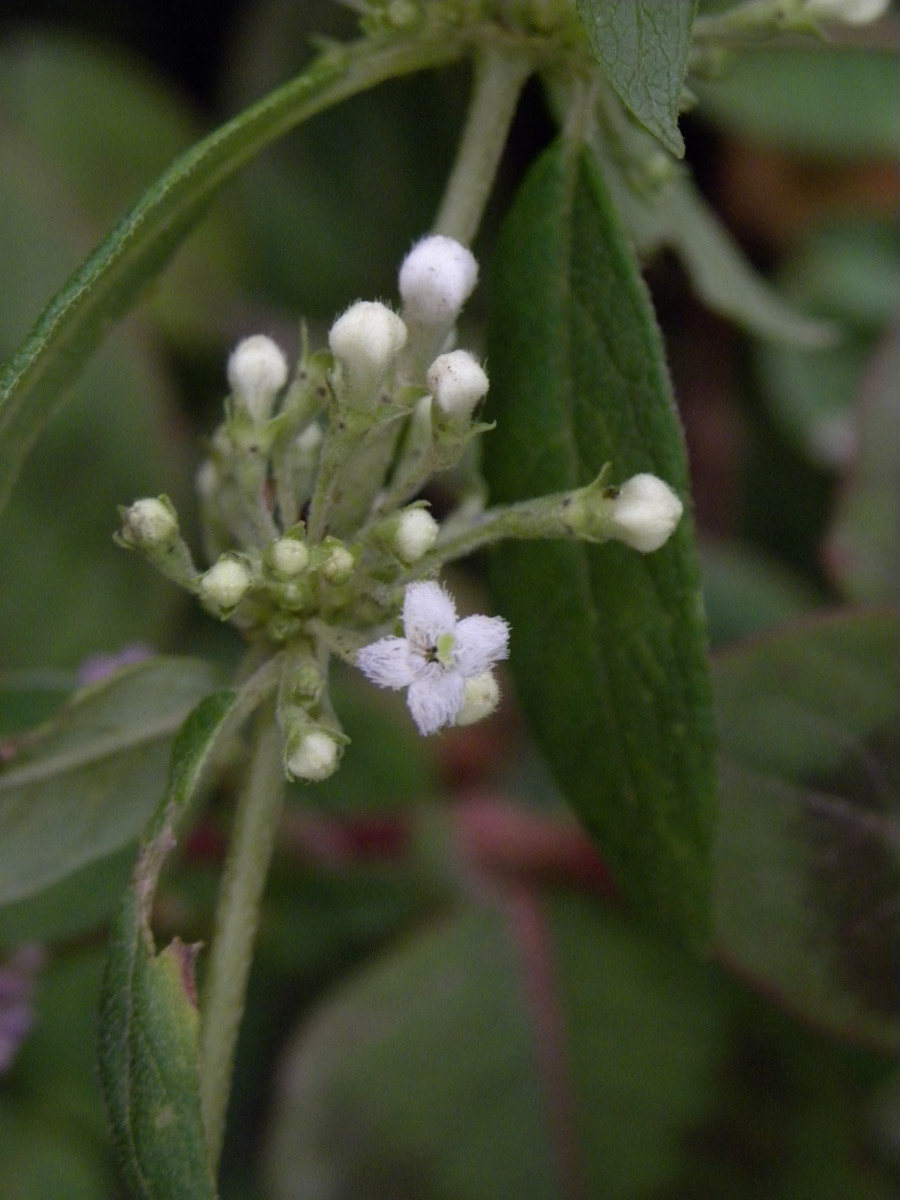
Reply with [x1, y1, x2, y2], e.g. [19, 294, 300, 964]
[485, 139, 716, 944]
[713, 610, 900, 1052]
[98, 690, 237, 1200]
[0, 657, 217, 906]
[0, 31, 461, 518]
[575, 0, 696, 157]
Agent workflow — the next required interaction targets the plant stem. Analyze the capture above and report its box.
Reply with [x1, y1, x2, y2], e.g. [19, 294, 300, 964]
[199, 700, 285, 1172]
[433, 44, 533, 246]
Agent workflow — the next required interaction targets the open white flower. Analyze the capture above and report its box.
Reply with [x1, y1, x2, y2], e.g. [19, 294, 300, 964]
[357, 581, 509, 735]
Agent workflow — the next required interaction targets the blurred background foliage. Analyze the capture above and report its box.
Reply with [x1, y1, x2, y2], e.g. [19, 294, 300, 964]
[0, 1, 898, 1197]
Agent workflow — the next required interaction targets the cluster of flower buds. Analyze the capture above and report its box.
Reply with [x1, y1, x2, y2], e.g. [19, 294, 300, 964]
[118, 234, 685, 774]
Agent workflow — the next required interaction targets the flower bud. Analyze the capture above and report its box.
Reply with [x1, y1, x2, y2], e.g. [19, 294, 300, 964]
[227, 335, 288, 422]
[426, 350, 489, 421]
[268, 536, 310, 579]
[392, 507, 439, 564]
[607, 474, 683, 553]
[456, 671, 500, 727]
[319, 540, 356, 584]
[199, 555, 252, 614]
[120, 497, 179, 549]
[285, 729, 340, 782]
[328, 301, 407, 404]
[399, 235, 478, 327]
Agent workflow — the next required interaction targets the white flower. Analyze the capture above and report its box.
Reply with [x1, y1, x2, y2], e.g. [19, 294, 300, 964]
[357, 581, 509, 735]
[227, 335, 288, 422]
[199, 555, 252, 613]
[607, 473, 683, 553]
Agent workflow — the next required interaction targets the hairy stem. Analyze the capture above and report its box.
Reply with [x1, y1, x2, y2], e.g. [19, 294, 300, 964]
[199, 701, 285, 1171]
[433, 44, 533, 246]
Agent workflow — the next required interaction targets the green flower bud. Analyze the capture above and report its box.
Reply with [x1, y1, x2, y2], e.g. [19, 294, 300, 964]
[199, 555, 252, 615]
[268, 536, 310, 579]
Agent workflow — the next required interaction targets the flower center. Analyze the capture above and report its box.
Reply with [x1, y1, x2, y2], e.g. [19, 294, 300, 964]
[435, 631, 456, 667]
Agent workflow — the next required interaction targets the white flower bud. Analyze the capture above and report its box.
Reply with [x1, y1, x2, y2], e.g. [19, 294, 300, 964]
[399, 235, 479, 327]
[328, 301, 407, 402]
[121, 497, 178, 548]
[455, 671, 500, 727]
[426, 350, 489, 420]
[393, 508, 439, 564]
[199, 556, 252, 612]
[804, 0, 889, 22]
[227, 335, 288, 422]
[607, 474, 683, 553]
[320, 542, 356, 584]
[268, 536, 309, 579]
[286, 730, 339, 782]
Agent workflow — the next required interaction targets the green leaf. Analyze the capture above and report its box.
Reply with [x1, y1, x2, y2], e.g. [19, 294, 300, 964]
[713, 610, 900, 1051]
[0, 657, 217, 905]
[575, 0, 697, 156]
[695, 48, 900, 161]
[484, 139, 716, 943]
[98, 690, 237, 1200]
[263, 897, 887, 1199]
[0, 31, 462, 518]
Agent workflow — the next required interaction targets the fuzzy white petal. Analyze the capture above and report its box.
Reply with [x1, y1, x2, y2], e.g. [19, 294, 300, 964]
[407, 669, 465, 735]
[356, 637, 417, 689]
[403, 581, 457, 646]
[453, 614, 510, 677]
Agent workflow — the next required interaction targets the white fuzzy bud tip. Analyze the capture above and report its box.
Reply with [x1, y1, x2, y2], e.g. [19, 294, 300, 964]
[199, 556, 252, 611]
[394, 508, 439, 564]
[227, 335, 288, 422]
[328, 302, 407, 387]
[399, 235, 479, 327]
[804, 0, 889, 22]
[456, 671, 500, 727]
[122, 498, 178, 548]
[608, 474, 683, 553]
[426, 350, 489, 420]
[269, 537, 309, 579]
[286, 730, 339, 782]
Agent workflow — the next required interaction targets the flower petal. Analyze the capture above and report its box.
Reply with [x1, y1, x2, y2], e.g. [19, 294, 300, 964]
[356, 637, 417, 689]
[407, 667, 464, 735]
[453, 614, 509, 677]
[403, 581, 457, 648]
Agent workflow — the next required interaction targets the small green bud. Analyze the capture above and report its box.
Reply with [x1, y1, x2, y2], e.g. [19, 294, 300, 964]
[120, 497, 179, 549]
[268, 536, 310, 579]
[285, 729, 340, 782]
[199, 555, 252, 615]
[319, 539, 356, 584]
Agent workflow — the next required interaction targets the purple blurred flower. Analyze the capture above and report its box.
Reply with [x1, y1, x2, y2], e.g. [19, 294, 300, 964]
[0, 945, 44, 1074]
[77, 643, 153, 686]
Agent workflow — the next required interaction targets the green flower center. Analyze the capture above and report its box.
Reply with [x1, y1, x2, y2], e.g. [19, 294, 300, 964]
[435, 631, 456, 667]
